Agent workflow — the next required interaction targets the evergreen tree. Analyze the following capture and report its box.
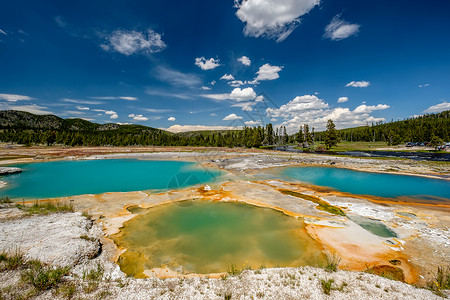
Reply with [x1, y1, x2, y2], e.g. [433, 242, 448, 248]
[304, 124, 312, 147]
[324, 119, 339, 150]
[296, 126, 304, 145]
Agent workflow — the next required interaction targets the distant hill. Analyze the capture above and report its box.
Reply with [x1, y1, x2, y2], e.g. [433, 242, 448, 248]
[0, 110, 166, 134]
[315, 110, 449, 144]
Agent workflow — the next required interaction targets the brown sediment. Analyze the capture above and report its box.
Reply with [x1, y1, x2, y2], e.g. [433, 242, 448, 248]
[259, 179, 450, 210]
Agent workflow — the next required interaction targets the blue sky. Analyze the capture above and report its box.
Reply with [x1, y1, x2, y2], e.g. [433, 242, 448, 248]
[0, 0, 449, 132]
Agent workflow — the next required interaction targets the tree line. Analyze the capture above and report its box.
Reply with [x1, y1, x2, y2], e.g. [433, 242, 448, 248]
[0, 110, 448, 148]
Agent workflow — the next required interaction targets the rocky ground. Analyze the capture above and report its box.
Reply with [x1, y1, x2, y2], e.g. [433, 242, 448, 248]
[0, 146, 449, 299]
[0, 210, 446, 299]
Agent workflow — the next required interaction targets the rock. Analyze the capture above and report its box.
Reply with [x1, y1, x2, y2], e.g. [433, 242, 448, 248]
[0, 212, 102, 267]
[0, 167, 22, 175]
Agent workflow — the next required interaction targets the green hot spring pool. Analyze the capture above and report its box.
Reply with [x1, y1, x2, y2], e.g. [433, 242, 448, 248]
[0, 159, 222, 199]
[112, 200, 326, 276]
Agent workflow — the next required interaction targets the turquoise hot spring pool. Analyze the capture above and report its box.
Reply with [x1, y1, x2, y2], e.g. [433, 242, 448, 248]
[281, 166, 449, 201]
[0, 159, 222, 199]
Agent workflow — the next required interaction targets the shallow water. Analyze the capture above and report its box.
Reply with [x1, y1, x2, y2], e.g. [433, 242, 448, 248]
[0, 159, 221, 199]
[348, 216, 397, 238]
[112, 200, 326, 276]
[281, 166, 450, 201]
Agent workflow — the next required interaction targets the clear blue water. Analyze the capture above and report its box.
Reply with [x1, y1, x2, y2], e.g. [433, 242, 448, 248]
[0, 159, 222, 199]
[281, 167, 450, 200]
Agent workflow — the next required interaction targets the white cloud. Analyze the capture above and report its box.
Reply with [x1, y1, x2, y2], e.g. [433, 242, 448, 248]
[154, 66, 202, 87]
[0, 93, 34, 102]
[165, 124, 242, 133]
[228, 80, 247, 87]
[101, 29, 166, 56]
[200, 93, 230, 101]
[143, 108, 173, 113]
[244, 120, 260, 126]
[76, 106, 90, 110]
[235, 0, 320, 42]
[0, 29, 7, 35]
[89, 96, 137, 101]
[232, 101, 257, 111]
[195, 57, 221, 70]
[266, 95, 329, 118]
[346, 81, 370, 88]
[105, 110, 118, 119]
[424, 102, 450, 113]
[266, 94, 390, 132]
[324, 14, 360, 41]
[353, 104, 389, 114]
[168, 116, 176, 121]
[0, 103, 51, 115]
[201, 86, 211, 90]
[201, 87, 257, 103]
[223, 113, 243, 121]
[337, 97, 348, 103]
[254, 63, 283, 82]
[237, 56, 251, 66]
[128, 113, 148, 121]
[418, 83, 430, 88]
[220, 74, 235, 81]
[62, 98, 102, 105]
[211, 80, 216, 85]
[229, 87, 257, 102]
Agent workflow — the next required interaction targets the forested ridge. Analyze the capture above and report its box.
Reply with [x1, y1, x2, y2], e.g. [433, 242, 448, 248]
[0, 110, 448, 147]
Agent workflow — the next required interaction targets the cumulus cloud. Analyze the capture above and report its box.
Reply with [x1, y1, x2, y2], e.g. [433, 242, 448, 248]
[76, 106, 90, 110]
[223, 113, 243, 121]
[424, 102, 450, 113]
[128, 113, 148, 121]
[165, 124, 242, 133]
[168, 116, 176, 121]
[324, 14, 360, 41]
[254, 63, 283, 82]
[201, 86, 211, 90]
[266, 94, 390, 132]
[346, 81, 370, 88]
[235, 0, 320, 42]
[195, 57, 221, 70]
[201, 87, 257, 102]
[105, 110, 118, 119]
[220, 74, 235, 81]
[337, 97, 348, 103]
[353, 104, 389, 114]
[0, 93, 34, 102]
[230, 87, 257, 102]
[267, 95, 329, 118]
[101, 29, 166, 56]
[237, 56, 251, 66]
